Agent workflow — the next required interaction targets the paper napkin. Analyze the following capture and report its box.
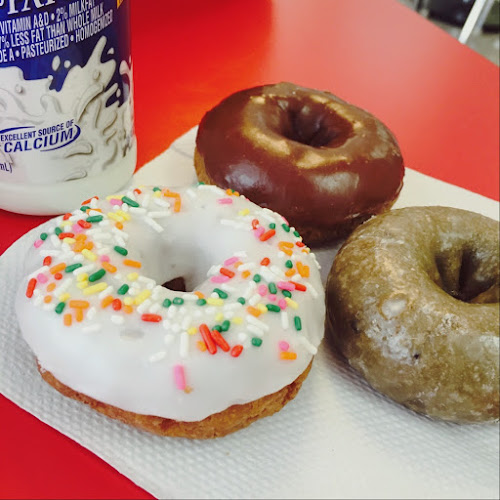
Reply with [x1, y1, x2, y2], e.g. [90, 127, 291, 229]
[0, 128, 498, 499]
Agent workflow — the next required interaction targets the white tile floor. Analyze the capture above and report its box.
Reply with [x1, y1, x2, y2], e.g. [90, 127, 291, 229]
[399, 0, 499, 65]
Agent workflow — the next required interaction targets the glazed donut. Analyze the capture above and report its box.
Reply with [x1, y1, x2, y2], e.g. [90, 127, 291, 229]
[326, 206, 499, 423]
[194, 82, 405, 245]
[16, 184, 325, 438]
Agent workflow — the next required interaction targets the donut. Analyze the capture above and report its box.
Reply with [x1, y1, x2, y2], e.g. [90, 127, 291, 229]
[16, 184, 325, 438]
[194, 82, 405, 246]
[326, 206, 499, 423]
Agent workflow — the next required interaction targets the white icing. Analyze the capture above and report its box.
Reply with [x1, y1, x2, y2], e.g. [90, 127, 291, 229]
[380, 296, 407, 319]
[16, 184, 325, 422]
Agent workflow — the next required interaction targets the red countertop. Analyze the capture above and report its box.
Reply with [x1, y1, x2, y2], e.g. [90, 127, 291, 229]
[0, 1, 498, 498]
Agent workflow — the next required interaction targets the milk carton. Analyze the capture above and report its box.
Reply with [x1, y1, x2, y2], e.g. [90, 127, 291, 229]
[0, 0, 136, 214]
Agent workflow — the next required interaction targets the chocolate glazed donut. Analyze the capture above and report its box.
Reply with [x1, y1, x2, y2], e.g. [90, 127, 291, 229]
[194, 82, 405, 245]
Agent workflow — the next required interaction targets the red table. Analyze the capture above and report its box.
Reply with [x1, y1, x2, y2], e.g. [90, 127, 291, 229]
[1, 1, 498, 498]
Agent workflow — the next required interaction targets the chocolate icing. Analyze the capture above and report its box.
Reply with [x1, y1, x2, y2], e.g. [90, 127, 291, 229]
[195, 83, 405, 231]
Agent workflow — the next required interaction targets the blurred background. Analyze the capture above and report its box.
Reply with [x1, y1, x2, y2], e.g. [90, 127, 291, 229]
[399, 0, 499, 65]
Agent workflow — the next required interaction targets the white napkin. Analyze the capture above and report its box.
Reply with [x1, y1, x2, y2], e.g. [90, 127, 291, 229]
[0, 128, 498, 500]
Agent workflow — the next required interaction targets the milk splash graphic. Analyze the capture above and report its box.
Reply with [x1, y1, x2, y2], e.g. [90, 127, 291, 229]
[0, 36, 135, 184]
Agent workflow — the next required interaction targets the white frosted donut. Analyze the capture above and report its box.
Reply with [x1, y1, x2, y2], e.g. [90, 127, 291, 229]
[16, 184, 324, 436]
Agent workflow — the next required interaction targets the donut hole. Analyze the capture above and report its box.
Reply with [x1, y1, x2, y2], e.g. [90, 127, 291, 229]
[162, 277, 187, 293]
[276, 98, 354, 148]
[435, 248, 498, 303]
[126, 213, 255, 294]
[138, 245, 212, 293]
